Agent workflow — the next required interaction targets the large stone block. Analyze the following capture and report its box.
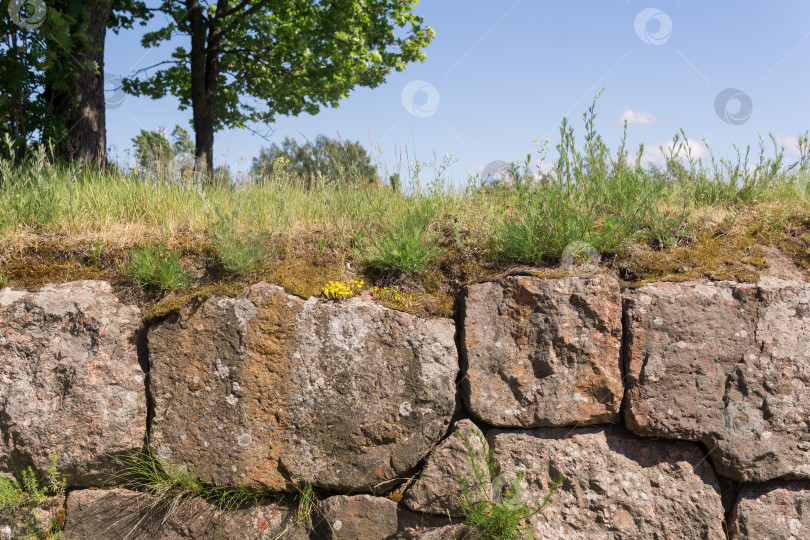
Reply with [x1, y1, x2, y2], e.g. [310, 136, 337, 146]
[316, 495, 398, 540]
[489, 426, 726, 539]
[624, 278, 810, 481]
[729, 481, 810, 540]
[404, 419, 488, 517]
[61, 489, 305, 539]
[148, 283, 457, 491]
[0, 281, 145, 486]
[462, 276, 623, 427]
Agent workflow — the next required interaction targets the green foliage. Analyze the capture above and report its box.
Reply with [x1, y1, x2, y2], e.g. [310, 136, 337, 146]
[109, 449, 322, 539]
[0, 452, 66, 540]
[293, 482, 316, 527]
[108, 447, 259, 513]
[84, 241, 104, 267]
[124, 242, 191, 291]
[492, 92, 685, 263]
[121, 0, 434, 158]
[356, 207, 442, 276]
[455, 428, 562, 540]
[132, 125, 195, 175]
[0, 136, 62, 228]
[0, 0, 47, 152]
[252, 135, 378, 187]
[132, 129, 173, 169]
[171, 124, 195, 156]
[209, 206, 272, 275]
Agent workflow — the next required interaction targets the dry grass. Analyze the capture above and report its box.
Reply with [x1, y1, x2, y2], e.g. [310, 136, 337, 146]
[1, 122, 809, 320]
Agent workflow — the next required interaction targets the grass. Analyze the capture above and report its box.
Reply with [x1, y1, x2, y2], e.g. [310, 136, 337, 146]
[455, 428, 562, 540]
[0, 99, 808, 319]
[123, 242, 192, 291]
[356, 206, 444, 275]
[106, 447, 318, 537]
[108, 447, 264, 513]
[0, 453, 66, 540]
[208, 201, 276, 276]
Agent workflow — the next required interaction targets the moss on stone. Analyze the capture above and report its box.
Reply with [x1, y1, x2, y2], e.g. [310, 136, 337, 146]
[2, 214, 809, 322]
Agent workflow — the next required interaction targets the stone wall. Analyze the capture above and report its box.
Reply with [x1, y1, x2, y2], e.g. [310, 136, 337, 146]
[1, 276, 808, 539]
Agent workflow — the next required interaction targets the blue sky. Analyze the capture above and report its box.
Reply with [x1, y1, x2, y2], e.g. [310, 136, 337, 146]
[104, 1, 810, 185]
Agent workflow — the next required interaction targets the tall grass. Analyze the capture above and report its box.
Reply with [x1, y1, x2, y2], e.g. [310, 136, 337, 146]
[1, 101, 808, 277]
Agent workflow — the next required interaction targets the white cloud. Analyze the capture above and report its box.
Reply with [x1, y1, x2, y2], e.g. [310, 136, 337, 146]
[639, 138, 709, 168]
[621, 110, 658, 126]
[773, 134, 801, 158]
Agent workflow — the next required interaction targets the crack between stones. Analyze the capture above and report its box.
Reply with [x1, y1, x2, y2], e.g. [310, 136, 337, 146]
[135, 325, 154, 450]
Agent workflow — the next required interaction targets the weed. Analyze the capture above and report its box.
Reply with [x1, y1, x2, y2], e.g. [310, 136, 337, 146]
[357, 208, 442, 276]
[0, 273, 7, 287]
[0, 452, 66, 539]
[124, 243, 192, 291]
[293, 481, 316, 526]
[84, 241, 105, 267]
[107, 448, 319, 539]
[455, 428, 562, 540]
[209, 204, 274, 275]
[493, 93, 683, 264]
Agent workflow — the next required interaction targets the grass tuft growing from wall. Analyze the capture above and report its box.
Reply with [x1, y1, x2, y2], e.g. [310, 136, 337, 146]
[123, 243, 192, 291]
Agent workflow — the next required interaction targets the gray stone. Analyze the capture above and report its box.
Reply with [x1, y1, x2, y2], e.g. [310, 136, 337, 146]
[462, 276, 623, 428]
[404, 419, 488, 517]
[624, 278, 810, 481]
[489, 426, 726, 540]
[729, 481, 810, 540]
[61, 488, 305, 539]
[148, 283, 457, 491]
[0, 281, 145, 486]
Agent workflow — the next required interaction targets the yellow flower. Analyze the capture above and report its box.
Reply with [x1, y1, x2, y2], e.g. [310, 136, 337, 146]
[322, 279, 364, 301]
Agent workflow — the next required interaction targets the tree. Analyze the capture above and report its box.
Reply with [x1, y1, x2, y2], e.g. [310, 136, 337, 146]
[251, 135, 378, 187]
[132, 128, 173, 169]
[1, 0, 74, 156]
[41, 0, 113, 162]
[0, 0, 149, 161]
[132, 124, 198, 177]
[123, 0, 434, 179]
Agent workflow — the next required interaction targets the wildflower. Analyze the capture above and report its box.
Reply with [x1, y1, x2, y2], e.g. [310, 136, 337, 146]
[322, 279, 364, 300]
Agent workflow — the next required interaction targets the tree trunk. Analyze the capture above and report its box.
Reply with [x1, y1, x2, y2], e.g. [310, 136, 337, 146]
[187, 0, 209, 178]
[44, 0, 111, 163]
[187, 0, 225, 181]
